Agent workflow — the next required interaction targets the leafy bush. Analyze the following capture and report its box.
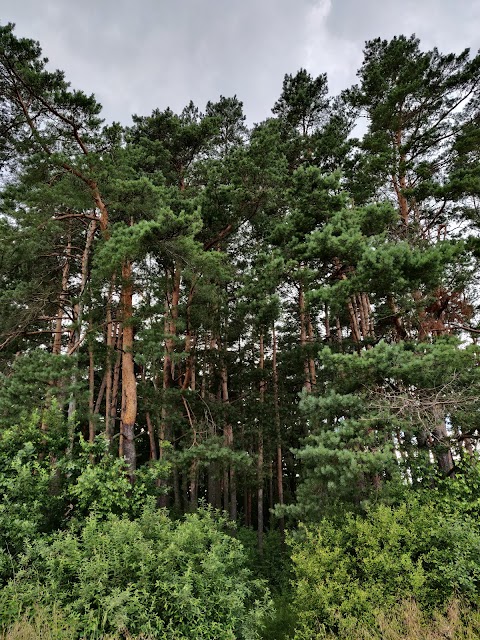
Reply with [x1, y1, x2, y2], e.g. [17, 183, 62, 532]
[62, 435, 170, 521]
[289, 500, 480, 639]
[0, 506, 271, 639]
[0, 409, 68, 582]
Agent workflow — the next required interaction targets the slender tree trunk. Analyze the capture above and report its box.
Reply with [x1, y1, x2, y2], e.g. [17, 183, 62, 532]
[221, 363, 237, 521]
[67, 220, 97, 426]
[307, 315, 317, 387]
[347, 297, 361, 343]
[157, 410, 169, 508]
[207, 335, 221, 508]
[299, 284, 312, 392]
[272, 325, 285, 537]
[258, 333, 266, 555]
[145, 412, 157, 461]
[366, 294, 375, 337]
[247, 489, 252, 527]
[94, 372, 106, 416]
[110, 326, 122, 441]
[158, 272, 174, 505]
[268, 461, 274, 514]
[392, 125, 410, 228]
[432, 404, 454, 476]
[52, 236, 71, 355]
[324, 304, 331, 341]
[189, 459, 199, 511]
[88, 338, 95, 443]
[182, 283, 196, 390]
[257, 432, 264, 555]
[173, 468, 182, 512]
[357, 293, 367, 339]
[387, 294, 407, 341]
[42, 235, 72, 432]
[105, 277, 115, 441]
[142, 358, 157, 463]
[166, 264, 181, 383]
[336, 316, 343, 343]
[120, 259, 137, 480]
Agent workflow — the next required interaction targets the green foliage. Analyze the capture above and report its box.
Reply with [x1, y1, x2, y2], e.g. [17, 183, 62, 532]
[63, 435, 170, 521]
[289, 499, 480, 638]
[0, 506, 271, 639]
[0, 606, 79, 640]
[272, 68, 329, 136]
[0, 407, 68, 581]
[235, 529, 297, 640]
[0, 353, 79, 430]
[3, 22, 480, 640]
[289, 598, 480, 640]
[290, 338, 480, 519]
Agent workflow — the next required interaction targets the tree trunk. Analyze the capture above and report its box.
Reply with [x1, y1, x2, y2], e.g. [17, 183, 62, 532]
[432, 404, 454, 476]
[67, 219, 97, 425]
[189, 459, 199, 511]
[52, 236, 71, 355]
[182, 283, 196, 390]
[258, 333, 266, 555]
[105, 277, 116, 441]
[88, 338, 95, 444]
[110, 326, 122, 442]
[299, 284, 312, 392]
[146, 412, 157, 461]
[307, 315, 317, 387]
[324, 304, 331, 341]
[221, 363, 237, 521]
[272, 325, 285, 537]
[120, 259, 137, 481]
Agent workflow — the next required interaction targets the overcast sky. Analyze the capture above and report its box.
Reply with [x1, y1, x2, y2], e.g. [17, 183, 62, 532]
[2, 0, 479, 126]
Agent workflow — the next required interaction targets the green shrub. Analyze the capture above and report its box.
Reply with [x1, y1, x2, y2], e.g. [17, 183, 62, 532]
[0, 505, 271, 639]
[289, 500, 480, 639]
[0, 411, 67, 582]
[63, 435, 170, 521]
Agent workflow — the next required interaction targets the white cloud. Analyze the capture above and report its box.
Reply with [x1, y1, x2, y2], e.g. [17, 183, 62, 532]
[2, 0, 479, 127]
[303, 0, 360, 95]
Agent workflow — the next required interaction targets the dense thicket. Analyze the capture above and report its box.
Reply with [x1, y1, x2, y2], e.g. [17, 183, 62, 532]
[1, 24, 480, 638]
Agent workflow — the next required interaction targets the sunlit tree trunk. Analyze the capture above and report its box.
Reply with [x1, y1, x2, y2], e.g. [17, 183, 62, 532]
[120, 258, 137, 480]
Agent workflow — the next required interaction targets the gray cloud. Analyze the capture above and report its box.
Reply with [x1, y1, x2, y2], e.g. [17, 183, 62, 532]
[2, 0, 479, 126]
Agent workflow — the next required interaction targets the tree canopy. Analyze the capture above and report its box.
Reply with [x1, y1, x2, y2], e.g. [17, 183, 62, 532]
[1, 22, 480, 639]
